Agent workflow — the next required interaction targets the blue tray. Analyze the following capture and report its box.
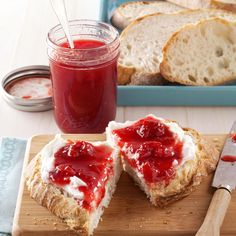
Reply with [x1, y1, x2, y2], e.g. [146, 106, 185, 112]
[118, 85, 236, 106]
[100, 0, 236, 106]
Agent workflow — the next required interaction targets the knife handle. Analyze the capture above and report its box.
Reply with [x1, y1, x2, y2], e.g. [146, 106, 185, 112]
[195, 188, 231, 236]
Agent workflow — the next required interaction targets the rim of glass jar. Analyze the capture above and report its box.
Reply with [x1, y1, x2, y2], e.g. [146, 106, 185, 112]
[47, 19, 119, 53]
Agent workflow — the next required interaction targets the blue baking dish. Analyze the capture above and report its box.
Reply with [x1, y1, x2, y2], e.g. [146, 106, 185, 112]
[100, 0, 236, 106]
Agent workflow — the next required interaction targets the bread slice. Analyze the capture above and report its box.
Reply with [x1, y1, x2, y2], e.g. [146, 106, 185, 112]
[106, 115, 218, 207]
[118, 9, 236, 85]
[160, 18, 236, 85]
[25, 135, 122, 235]
[111, 1, 185, 30]
[166, 0, 236, 12]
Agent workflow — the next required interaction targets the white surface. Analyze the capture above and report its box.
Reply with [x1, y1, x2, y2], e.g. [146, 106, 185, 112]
[0, 0, 236, 138]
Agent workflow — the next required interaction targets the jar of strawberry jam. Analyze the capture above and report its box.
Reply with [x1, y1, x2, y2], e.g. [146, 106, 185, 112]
[47, 20, 119, 133]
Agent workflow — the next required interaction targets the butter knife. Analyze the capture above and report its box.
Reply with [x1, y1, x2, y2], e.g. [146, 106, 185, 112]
[196, 121, 236, 236]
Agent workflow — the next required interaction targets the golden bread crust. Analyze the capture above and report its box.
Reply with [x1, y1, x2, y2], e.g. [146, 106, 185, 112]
[117, 64, 165, 85]
[111, 1, 147, 30]
[25, 153, 89, 235]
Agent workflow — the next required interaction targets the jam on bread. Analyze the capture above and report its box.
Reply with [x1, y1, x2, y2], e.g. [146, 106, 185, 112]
[112, 116, 184, 184]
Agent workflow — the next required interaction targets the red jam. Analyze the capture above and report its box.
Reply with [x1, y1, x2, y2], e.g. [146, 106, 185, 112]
[49, 39, 118, 133]
[49, 140, 113, 211]
[231, 133, 236, 143]
[221, 155, 236, 162]
[112, 116, 183, 184]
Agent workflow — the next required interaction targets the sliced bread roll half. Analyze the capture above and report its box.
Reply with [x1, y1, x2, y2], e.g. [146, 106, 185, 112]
[106, 115, 218, 207]
[166, 0, 236, 12]
[25, 135, 122, 235]
[161, 18, 236, 85]
[111, 1, 185, 30]
[118, 9, 236, 85]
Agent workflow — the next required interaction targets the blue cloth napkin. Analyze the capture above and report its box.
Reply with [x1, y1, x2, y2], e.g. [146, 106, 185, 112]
[0, 138, 27, 235]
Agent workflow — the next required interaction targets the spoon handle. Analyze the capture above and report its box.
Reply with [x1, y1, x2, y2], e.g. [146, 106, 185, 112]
[50, 0, 74, 48]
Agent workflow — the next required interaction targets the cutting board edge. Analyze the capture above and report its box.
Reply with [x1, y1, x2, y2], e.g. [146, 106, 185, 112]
[12, 137, 33, 236]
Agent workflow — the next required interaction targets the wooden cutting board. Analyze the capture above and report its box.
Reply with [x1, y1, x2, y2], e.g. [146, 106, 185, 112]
[12, 134, 236, 236]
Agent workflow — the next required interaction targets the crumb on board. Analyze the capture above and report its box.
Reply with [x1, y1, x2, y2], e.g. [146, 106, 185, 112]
[165, 210, 172, 214]
[213, 138, 219, 142]
[163, 220, 168, 224]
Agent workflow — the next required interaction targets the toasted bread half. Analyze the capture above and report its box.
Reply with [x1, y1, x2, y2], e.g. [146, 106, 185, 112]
[25, 136, 122, 235]
[106, 115, 219, 207]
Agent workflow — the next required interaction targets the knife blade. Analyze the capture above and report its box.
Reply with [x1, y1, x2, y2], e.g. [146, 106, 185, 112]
[196, 121, 236, 236]
[212, 120, 236, 192]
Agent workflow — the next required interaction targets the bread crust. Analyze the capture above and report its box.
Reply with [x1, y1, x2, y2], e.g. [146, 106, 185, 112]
[118, 64, 165, 85]
[167, 0, 236, 12]
[166, 0, 212, 9]
[212, 0, 236, 13]
[150, 128, 219, 207]
[25, 153, 89, 235]
[160, 18, 236, 86]
[110, 3, 129, 30]
[111, 1, 150, 30]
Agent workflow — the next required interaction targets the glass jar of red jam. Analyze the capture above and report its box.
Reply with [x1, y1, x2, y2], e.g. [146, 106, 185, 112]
[47, 20, 119, 133]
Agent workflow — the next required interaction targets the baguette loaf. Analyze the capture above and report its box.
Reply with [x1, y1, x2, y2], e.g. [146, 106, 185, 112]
[160, 18, 236, 85]
[111, 1, 185, 30]
[118, 9, 236, 85]
[106, 115, 219, 207]
[166, 0, 236, 12]
[25, 136, 122, 235]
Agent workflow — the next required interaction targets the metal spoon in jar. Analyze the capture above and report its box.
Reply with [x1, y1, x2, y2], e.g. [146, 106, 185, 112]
[50, 0, 74, 49]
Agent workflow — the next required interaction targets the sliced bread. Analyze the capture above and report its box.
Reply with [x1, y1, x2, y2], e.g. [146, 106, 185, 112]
[106, 115, 218, 207]
[111, 1, 185, 30]
[166, 0, 236, 12]
[118, 9, 236, 85]
[25, 135, 122, 235]
[160, 18, 236, 85]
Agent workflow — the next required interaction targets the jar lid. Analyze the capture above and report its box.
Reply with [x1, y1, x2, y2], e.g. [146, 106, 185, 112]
[1, 65, 53, 112]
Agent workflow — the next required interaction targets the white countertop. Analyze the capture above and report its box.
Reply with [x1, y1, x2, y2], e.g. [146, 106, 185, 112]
[1, 0, 235, 139]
